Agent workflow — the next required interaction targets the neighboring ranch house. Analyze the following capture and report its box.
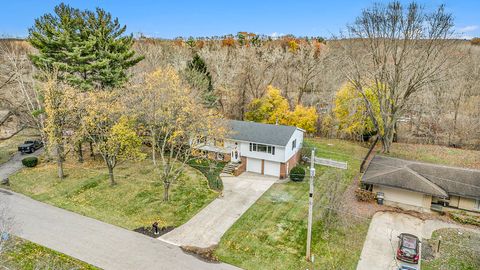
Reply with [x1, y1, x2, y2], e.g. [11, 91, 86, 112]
[361, 156, 480, 213]
[196, 120, 304, 178]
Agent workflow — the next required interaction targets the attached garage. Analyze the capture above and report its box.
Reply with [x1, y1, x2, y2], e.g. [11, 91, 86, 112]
[264, 160, 280, 177]
[246, 158, 262, 174]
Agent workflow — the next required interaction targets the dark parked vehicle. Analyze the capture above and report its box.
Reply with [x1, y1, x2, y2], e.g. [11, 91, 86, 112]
[396, 233, 420, 264]
[18, 140, 43, 154]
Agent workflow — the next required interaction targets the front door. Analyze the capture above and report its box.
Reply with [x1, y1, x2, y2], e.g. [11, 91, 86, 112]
[231, 150, 240, 162]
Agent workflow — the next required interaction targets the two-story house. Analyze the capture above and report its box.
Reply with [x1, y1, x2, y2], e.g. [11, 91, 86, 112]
[197, 120, 304, 178]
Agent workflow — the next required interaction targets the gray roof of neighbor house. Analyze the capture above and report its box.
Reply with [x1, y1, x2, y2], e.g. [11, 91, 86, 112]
[226, 120, 302, 147]
[362, 155, 480, 199]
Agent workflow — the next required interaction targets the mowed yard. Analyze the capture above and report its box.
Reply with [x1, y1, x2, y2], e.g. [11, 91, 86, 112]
[8, 157, 218, 230]
[0, 237, 98, 270]
[215, 138, 371, 269]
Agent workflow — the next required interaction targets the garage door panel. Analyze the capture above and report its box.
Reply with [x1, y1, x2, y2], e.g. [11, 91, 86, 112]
[247, 158, 262, 173]
[264, 160, 280, 177]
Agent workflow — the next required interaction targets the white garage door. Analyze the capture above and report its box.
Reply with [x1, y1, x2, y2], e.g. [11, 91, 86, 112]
[264, 160, 280, 177]
[246, 158, 262, 174]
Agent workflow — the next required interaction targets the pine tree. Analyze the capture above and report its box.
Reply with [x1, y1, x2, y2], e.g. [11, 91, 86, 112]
[28, 3, 143, 91]
[185, 53, 217, 107]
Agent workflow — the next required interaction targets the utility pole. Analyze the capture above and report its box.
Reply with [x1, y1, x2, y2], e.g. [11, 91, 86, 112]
[306, 148, 315, 261]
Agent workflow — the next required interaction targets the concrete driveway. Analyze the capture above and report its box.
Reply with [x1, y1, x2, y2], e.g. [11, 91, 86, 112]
[160, 172, 277, 248]
[357, 212, 463, 270]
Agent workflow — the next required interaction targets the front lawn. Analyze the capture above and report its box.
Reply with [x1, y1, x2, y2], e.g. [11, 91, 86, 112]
[0, 236, 98, 270]
[0, 128, 40, 165]
[422, 228, 480, 270]
[215, 138, 370, 269]
[8, 158, 218, 230]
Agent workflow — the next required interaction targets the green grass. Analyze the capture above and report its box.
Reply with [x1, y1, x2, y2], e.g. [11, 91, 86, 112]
[422, 228, 480, 270]
[0, 128, 40, 165]
[8, 158, 218, 230]
[187, 158, 226, 191]
[215, 138, 370, 270]
[0, 236, 98, 270]
[386, 142, 480, 169]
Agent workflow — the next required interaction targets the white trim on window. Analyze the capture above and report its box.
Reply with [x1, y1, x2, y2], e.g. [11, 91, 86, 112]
[249, 143, 275, 155]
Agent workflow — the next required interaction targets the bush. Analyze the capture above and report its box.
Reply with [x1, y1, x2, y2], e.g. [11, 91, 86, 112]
[289, 166, 306, 182]
[355, 188, 376, 202]
[22, 157, 38, 167]
[449, 211, 480, 227]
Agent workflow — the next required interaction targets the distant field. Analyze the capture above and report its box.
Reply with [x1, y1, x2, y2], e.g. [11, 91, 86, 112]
[386, 142, 480, 169]
[0, 128, 40, 165]
[0, 236, 98, 270]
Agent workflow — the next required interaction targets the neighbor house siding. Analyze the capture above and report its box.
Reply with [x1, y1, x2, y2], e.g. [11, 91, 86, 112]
[458, 197, 480, 213]
[372, 185, 431, 212]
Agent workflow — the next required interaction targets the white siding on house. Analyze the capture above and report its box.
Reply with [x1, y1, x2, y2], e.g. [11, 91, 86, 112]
[264, 160, 280, 177]
[246, 158, 262, 174]
[238, 141, 286, 163]
[284, 129, 304, 162]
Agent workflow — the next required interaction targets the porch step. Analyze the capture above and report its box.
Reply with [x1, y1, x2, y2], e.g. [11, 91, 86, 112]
[222, 162, 240, 175]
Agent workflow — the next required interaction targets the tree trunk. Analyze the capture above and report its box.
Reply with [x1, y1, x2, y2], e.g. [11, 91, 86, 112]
[163, 181, 170, 201]
[56, 145, 64, 179]
[151, 132, 157, 166]
[89, 141, 95, 160]
[108, 165, 116, 186]
[77, 141, 83, 163]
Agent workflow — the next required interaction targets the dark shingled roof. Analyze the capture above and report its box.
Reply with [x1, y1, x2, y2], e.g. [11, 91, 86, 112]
[362, 155, 480, 199]
[226, 120, 301, 147]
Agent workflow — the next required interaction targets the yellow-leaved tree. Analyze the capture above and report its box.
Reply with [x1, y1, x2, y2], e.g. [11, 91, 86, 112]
[333, 83, 383, 139]
[42, 71, 77, 179]
[138, 67, 225, 201]
[82, 91, 145, 186]
[245, 85, 318, 133]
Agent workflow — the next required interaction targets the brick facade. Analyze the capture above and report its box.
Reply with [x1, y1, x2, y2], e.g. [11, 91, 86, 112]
[280, 151, 301, 179]
[233, 156, 247, 176]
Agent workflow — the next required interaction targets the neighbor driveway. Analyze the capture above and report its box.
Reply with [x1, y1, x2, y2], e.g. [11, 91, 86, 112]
[0, 150, 43, 179]
[357, 211, 464, 270]
[160, 172, 277, 248]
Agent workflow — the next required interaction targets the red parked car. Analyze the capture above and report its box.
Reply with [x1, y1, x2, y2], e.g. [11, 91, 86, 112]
[396, 233, 420, 264]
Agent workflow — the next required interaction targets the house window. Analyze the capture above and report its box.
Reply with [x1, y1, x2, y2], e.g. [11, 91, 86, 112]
[292, 139, 297, 150]
[249, 143, 275, 155]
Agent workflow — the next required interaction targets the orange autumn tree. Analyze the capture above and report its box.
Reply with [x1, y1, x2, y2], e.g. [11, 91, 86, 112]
[245, 85, 318, 133]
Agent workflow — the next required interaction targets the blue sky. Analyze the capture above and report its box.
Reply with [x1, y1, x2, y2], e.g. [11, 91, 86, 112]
[1, 0, 479, 39]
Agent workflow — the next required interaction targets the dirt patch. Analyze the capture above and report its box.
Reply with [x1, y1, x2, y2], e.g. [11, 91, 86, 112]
[421, 240, 435, 261]
[133, 226, 175, 238]
[181, 245, 219, 262]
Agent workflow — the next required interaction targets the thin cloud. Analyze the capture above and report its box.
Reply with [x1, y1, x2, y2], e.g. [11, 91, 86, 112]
[458, 25, 478, 32]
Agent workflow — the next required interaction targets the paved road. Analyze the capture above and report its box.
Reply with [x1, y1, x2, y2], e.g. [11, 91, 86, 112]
[357, 211, 466, 270]
[161, 172, 277, 248]
[0, 153, 239, 270]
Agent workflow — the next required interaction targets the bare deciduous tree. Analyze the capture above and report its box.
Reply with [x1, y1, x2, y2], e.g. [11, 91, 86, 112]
[340, 1, 457, 152]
